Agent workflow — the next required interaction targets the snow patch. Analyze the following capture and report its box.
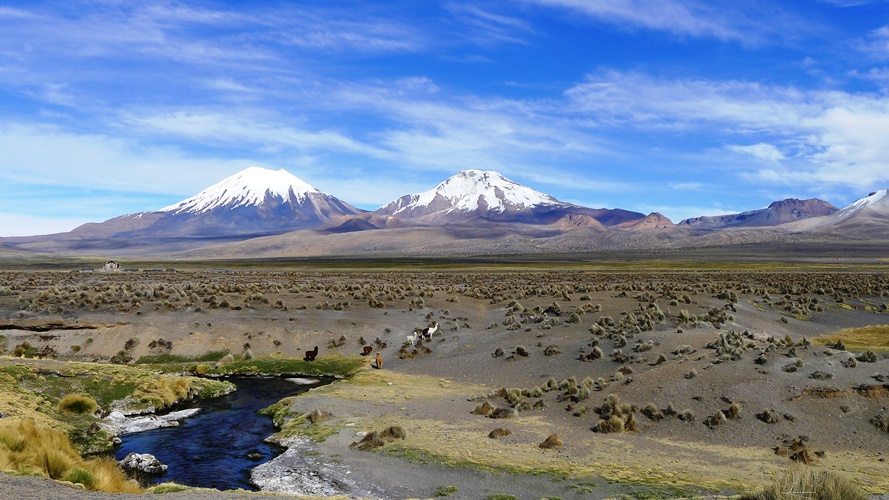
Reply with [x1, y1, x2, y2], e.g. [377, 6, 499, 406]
[160, 167, 321, 214]
[390, 170, 558, 215]
[837, 189, 888, 218]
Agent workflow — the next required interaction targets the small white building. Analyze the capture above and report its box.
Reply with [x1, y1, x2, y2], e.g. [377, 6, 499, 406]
[102, 260, 121, 272]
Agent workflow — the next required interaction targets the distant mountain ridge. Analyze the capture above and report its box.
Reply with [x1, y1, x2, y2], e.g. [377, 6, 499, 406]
[679, 198, 838, 229]
[2, 166, 887, 259]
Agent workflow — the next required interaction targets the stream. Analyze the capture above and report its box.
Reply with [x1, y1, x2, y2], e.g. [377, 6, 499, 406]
[115, 376, 329, 491]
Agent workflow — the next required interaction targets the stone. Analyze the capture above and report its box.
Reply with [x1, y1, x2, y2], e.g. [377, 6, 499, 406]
[119, 452, 168, 475]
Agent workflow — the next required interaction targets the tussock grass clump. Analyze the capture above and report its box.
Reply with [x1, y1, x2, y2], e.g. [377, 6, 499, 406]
[538, 434, 563, 449]
[704, 410, 727, 428]
[641, 403, 663, 421]
[488, 428, 511, 439]
[57, 394, 98, 415]
[726, 401, 742, 419]
[857, 350, 878, 363]
[0, 419, 139, 493]
[473, 401, 494, 416]
[351, 425, 406, 450]
[741, 466, 865, 500]
[756, 409, 780, 424]
[352, 431, 385, 450]
[307, 409, 333, 424]
[489, 407, 517, 419]
[592, 394, 638, 433]
[380, 425, 407, 440]
[773, 436, 821, 465]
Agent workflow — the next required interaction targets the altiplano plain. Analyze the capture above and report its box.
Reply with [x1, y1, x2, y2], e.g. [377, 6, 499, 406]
[1, 261, 888, 499]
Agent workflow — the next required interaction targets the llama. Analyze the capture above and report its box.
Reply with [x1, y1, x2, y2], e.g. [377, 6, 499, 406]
[304, 345, 319, 362]
[362, 345, 373, 356]
[376, 352, 384, 369]
[421, 321, 439, 340]
[405, 332, 417, 346]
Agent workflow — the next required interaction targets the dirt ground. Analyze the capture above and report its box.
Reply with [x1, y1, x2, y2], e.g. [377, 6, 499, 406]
[1, 267, 888, 498]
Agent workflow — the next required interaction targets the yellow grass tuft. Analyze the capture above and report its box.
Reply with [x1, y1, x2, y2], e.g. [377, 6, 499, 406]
[57, 393, 98, 415]
[813, 325, 889, 352]
[0, 418, 140, 493]
[742, 466, 866, 500]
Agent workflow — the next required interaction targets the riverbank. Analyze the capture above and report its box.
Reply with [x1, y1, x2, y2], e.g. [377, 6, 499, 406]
[252, 367, 737, 499]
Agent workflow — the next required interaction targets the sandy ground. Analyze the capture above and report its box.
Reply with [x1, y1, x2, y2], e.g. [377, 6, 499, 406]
[1, 269, 889, 499]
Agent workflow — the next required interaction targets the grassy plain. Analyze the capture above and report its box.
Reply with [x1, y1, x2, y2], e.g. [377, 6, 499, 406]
[1, 258, 888, 497]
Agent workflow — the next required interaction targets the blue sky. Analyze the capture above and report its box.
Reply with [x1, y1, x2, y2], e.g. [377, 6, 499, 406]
[3, 0, 889, 236]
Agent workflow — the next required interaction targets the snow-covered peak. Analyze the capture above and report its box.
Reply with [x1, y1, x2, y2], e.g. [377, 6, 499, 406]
[160, 167, 322, 214]
[836, 189, 889, 218]
[392, 170, 559, 215]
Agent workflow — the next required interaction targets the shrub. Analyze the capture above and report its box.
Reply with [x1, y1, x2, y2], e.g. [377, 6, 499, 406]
[58, 394, 98, 415]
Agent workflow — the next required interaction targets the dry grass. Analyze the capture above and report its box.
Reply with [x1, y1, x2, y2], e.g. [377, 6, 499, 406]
[742, 466, 866, 500]
[813, 325, 889, 352]
[0, 418, 140, 493]
[57, 393, 97, 415]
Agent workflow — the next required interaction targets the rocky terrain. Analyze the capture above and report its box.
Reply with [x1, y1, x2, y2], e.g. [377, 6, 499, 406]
[1, 264, 888, 498]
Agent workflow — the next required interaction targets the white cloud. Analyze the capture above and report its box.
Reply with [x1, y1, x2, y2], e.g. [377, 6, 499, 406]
[127, 111, 391, 159]
[565, 71, 810, 130]
[667, 182, 707, 191]
[524, 0, 807, 45]
[0, 124, 255, 197]
[446, 3, 535, 46]
[564, 71, 889, 192]
[727, 143, 786, 163]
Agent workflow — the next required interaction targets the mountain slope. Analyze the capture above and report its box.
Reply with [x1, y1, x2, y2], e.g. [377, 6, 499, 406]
[679, 198, 838, 229]
[375, 170, 643, 226]
[788, 189, 889, 238]
[617, 212, 675, 231]
[5, 167, 364, 255]
[153, 167, 363, 236]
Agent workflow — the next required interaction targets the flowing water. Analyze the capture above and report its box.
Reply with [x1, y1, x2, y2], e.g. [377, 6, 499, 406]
[115, 376, 328, 491]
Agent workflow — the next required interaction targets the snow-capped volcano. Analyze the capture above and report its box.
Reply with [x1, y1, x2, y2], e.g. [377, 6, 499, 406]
[161, 167, 322, 214]
[65, 167, 362, 241]
[375, 170, 641, 225]
[408, 170, 558, 212]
